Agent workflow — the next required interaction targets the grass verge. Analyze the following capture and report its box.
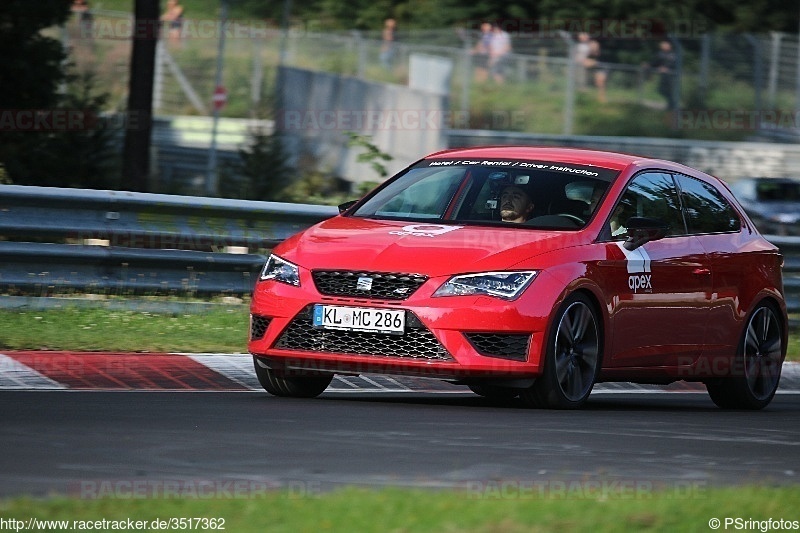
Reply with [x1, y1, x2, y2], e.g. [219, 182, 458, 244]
[1, 486, 799, 532]
[0, 306, 248, 353]
[0, 305, 797, 361]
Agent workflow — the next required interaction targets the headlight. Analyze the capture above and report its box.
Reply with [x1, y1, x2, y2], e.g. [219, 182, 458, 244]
[432, 271, 538, 300]
[260, 254, 300, 286]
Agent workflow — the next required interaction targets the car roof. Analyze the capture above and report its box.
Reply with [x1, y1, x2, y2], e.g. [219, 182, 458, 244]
[425, 146, 703, 176]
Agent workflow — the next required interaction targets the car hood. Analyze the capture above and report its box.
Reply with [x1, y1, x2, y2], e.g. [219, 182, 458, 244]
[278, 216, 585, 277]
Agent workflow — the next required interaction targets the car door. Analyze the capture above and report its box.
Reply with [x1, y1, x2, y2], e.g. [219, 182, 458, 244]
[600, 172, 713, 368]
[673, 173, 745, 364]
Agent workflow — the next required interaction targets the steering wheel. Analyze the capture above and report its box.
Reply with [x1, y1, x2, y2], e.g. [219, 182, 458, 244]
[556, 213, 586, 226]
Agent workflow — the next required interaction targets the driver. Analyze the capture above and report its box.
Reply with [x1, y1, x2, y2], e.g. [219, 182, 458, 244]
[500, 184, 534, 223]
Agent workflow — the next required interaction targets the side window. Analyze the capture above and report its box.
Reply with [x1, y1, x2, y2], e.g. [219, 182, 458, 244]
[675, 174, 741, 234]
[611, 172, 686, 238]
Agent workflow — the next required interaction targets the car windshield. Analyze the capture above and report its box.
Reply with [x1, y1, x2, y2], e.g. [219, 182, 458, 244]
[350, 158, 619, 229]
[756, 180, 800, 201]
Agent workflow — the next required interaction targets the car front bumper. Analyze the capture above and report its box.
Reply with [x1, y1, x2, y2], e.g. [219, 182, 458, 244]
[248, 278, 559, 380]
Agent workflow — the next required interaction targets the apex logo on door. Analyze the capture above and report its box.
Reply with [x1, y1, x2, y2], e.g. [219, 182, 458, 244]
[616, 242, 653, 293]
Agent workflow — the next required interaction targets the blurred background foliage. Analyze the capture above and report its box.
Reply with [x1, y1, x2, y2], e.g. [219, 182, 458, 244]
[1, 1, 799, 200]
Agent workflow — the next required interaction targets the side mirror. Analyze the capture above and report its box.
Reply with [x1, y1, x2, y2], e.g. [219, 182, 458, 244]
[623, 217, 669, 250]
[338, 200, 358, 214]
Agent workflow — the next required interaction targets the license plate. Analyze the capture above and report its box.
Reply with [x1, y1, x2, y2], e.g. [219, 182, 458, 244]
[312, 305, 405, 335]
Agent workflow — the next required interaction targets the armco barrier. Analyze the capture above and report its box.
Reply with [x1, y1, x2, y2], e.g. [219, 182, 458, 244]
[1, 242, 264, 296]
[0, 185, 337, 296]
[1, 185, 799, 311]
[762, 236, 800, 315]
[0, 185, 337, 249]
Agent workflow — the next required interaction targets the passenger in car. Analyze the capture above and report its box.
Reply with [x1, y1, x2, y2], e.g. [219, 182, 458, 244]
[500, 184, 535, 223]
[589, 185, 605, 212]
[610, 198, 633, 236]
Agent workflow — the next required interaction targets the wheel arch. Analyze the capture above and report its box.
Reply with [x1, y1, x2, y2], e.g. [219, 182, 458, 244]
[746, 295, 789, 358]
[537, 285, 608, 376]
[522, 285, 605, 409]
[557, 285, 608, 363]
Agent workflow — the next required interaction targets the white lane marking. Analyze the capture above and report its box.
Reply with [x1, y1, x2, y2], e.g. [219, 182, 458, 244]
[0, 354, 67, 390]
[181, 354, 418, 392]
[331, 376, 361, 390]
[185, 354, 260, 389]
[362, 375, 412, 391]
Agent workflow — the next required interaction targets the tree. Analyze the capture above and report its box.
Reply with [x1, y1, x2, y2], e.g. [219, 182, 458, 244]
[0, 1, 72, 182]
[7, 69, 121, 189]
[0, 2, 71, 109]
[235, 0, 534, 31]
[46, 72, 121, 189]
[226, 127, 293, 200]
[121, 0, 160, 192]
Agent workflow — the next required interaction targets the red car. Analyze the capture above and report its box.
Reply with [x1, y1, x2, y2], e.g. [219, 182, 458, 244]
[249, 146, 787, 409]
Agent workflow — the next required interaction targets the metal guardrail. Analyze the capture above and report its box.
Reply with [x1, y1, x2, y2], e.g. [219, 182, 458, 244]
[0, 185, 337, 296]
[1, 242, 264, 296]
[759, 235, 800, 315]
[2, 185, 800, 312]
[0, 185, 337, 249]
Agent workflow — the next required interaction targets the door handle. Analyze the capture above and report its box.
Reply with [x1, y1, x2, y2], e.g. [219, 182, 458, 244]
[693, 268, 711, 276]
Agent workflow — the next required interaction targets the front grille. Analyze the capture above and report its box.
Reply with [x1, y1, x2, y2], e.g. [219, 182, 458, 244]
[250, 314, 272, 340]
[275, 305, 452, 361]
[312, 270, 427, 300]
[465, 333, 531, 361]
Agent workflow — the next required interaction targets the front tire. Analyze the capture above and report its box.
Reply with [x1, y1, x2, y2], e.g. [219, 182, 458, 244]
[520, 293, 602, 409]
[253, 356, 333, 398]
[706, 302, 784, 410]
[468, 383, 521, 400]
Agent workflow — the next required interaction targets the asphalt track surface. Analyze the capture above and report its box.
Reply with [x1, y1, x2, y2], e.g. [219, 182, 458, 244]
[1, 352, 799, 499]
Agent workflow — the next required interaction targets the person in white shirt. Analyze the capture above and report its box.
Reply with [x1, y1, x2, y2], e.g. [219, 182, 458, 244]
[488, 24, 512, 84]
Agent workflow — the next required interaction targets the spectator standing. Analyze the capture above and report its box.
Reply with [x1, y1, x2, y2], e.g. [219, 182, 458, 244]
[573, 32, 591, 89]
[648, 40, 677, 110]
[161, 0, 185, 46]
[380, 18, 397, 70]
[71, 0, 94, 38]
[488, 23, 511, 84]
[471, 22, 493, 83]
[584, 39, 608, 103]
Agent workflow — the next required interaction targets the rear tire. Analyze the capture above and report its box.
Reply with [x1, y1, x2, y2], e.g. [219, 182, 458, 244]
[253, 356, 333, 398]
[706, 302, 784, 410]
[520, 293, 602, 409]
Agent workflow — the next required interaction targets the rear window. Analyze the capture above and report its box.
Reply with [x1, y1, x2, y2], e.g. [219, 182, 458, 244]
[677, 174, 741, 234]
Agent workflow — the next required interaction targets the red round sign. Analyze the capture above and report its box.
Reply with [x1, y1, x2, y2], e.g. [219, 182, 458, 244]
[212, 86, 227, 111]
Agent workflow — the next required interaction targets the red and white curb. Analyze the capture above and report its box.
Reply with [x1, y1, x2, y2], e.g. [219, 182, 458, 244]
[0, 352, 798, 393]
[0, 352, 460, 393]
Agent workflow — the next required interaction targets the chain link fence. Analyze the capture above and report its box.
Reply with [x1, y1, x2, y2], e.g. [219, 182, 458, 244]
[59, 10, 800, 136]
